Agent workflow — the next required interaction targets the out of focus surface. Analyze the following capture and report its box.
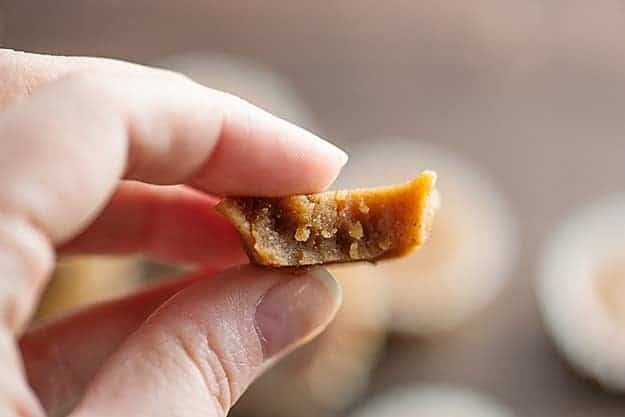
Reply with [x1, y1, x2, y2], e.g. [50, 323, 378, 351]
[5, 1, 625, 416]
[34, 256, 143, 321]
[347, 384, 516, 417]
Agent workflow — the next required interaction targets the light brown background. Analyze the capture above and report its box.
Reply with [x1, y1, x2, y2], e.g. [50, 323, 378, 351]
[3, 1, 625, 416]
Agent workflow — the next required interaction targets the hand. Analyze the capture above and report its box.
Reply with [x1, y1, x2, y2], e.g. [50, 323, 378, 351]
[0, 49, 346, 417]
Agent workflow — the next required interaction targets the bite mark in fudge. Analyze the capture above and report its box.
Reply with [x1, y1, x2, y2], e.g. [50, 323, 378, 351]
[216, 171, 439, 267]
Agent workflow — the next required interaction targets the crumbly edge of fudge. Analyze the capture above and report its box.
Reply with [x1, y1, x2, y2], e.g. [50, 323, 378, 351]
[217, 171, 439, 267]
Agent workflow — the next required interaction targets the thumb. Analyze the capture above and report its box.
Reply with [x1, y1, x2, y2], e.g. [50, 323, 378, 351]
[70, 265, 341, 417]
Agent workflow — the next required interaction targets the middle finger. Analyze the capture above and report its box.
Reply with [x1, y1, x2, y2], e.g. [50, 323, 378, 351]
[59, 181, 247, 266]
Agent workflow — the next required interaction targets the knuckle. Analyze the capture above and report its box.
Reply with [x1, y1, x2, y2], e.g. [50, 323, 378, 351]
[154, 313, 263, 417]
[167, 326, 233, 416]
[218, 91, 255, 141]
[0, 212, 53, 330]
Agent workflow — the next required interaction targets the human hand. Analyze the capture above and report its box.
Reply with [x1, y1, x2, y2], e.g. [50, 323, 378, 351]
[0, 49, 346, 417]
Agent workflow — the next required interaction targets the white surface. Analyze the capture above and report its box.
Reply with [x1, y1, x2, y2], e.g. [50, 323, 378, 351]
[349, 384, 515, 417]
[537, 194, 625, 390]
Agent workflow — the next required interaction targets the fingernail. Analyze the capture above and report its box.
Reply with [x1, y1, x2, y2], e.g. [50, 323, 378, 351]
[255, 268, 342, 359]
[310, 134, 348, 168]
[331, 144, 349, 167]
[326, 141, 349, 167]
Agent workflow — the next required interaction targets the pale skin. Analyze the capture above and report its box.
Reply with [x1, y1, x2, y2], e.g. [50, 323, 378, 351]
[0, 49, 347, 417]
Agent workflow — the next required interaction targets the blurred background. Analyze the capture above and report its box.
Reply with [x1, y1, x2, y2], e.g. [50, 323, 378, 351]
[4, 1, 625, 416]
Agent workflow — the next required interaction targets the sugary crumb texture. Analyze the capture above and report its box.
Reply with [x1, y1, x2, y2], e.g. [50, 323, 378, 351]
[216, 171, 439, 267]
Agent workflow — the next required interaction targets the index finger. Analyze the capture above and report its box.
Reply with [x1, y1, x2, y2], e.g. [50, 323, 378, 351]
[0, 60, 347, 330]
[0, 50, 347, 202]
[0, 67, 347, 242]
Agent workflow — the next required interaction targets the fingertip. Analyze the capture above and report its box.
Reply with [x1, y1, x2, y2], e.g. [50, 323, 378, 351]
[326, 139, 349, 169]
[301, 126, 348, 171]
[188, 94, 349, 196]
[247, 266, 342, 358]
[310, 137, 349, 191]
[285, 123, 349, 191]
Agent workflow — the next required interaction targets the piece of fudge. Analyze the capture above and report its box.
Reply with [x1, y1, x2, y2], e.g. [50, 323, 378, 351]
[217, 171, 439, 267]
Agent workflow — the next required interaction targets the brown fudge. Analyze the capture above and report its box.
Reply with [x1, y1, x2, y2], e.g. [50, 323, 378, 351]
[216, 171, 439, 267]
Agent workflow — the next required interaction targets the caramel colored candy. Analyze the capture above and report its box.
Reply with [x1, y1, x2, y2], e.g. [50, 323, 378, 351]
[216, 171, 439, 267]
